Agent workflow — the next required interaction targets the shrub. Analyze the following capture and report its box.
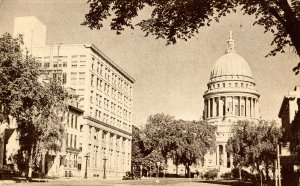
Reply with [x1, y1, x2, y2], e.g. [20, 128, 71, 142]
[220, 172, 232, 179]
[204, 169, 219, 180]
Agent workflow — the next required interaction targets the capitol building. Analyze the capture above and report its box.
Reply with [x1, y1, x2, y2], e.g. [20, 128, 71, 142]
[202, 32, 260, 171]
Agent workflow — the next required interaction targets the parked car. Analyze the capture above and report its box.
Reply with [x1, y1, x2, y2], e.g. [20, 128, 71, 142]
[122, 171, 141, 180]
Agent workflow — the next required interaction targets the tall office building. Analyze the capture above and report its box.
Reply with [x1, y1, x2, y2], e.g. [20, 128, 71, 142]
[14, 16, 135, 178]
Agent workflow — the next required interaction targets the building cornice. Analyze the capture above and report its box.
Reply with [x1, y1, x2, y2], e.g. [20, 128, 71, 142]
[83, 116, 132, 136]
[84, 44, 135, 84]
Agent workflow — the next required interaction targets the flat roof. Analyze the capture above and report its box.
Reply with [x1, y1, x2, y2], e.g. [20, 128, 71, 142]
[34, 43, 135, 84]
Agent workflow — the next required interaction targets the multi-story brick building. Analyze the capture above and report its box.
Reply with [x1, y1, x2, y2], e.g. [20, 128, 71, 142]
[14, 16, 134, 179]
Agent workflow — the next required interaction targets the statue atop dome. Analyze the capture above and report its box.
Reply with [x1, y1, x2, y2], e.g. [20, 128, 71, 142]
[225, 31, 236, 54]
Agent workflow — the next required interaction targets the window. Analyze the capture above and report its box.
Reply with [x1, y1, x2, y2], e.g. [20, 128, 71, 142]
[70, 134, 73, 147]
[63, 62, 67, 67]
[67, 113, 70, 126]
[70, 72, 77, 85]
[44, 62, 50, 68]
[75, 116, 77, 129]
[91, 74, 94, 86]
[90, 91, 94, 103]
[71, 115, 74, 128]
[74, 135, 77, 148]
[79, 72, 85, 84]
[235, 83, 238, 87]
[66, 133, 69, 147]
[62, 73, 67, 84]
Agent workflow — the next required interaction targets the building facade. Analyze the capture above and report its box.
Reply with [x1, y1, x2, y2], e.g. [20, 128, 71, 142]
[202, 32, 260, 172]
[278, 86, 300, 182]
[14, 16, 134, 179]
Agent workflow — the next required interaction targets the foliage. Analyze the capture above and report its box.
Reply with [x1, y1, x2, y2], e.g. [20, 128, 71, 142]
[82, 0, 300, 74]
[131, 113, 216, 176]
[169, 120, 216, 176]
[204, 168, 219, 180]
[220, 171, 232, 179]
[0, 33, 68, 178]
[227, 120, 282, 180]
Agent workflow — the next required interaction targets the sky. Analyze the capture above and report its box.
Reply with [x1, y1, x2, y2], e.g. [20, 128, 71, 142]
[0, 0, 299, 127]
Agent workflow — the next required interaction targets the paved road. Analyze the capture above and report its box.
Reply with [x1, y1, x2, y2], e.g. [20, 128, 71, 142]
[0, 178, 243, 186]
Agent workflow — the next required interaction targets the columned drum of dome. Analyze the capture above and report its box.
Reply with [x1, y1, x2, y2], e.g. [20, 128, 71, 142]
[202, 32, 260, 172]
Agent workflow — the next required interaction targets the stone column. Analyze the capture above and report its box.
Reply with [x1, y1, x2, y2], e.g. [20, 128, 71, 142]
[256, 99, 259, 118]
[252, 98, 255, 118]
[207, 98, 210, 118]
[238, 96, 241, 116]
[128, 139, 132, 172]
[223, 144, 227, 168]
[106, 131, 110, 172]
[112, 134, 117, 171]
[250, 97, 253, 117]
[124, 138, 128, 171]
[99, 129, 104, 169]
[218, 97, 222, 117]
[212, 97, 217, 117]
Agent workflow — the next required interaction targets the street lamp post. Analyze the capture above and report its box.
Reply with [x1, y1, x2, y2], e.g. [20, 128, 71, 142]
[140, 164, 143, 178]
[156, 162, 160, 183]
[84, 153, 90, 179]
[103, 156, 108, 179]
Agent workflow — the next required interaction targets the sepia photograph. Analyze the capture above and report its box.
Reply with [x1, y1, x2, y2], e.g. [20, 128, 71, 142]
[0, 0, 300, 185]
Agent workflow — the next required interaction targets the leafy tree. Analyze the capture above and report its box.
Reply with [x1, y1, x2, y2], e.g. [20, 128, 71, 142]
[227, 120, 282, 181]
[143, 113, 176, 161]
[0, 33, 68, 179]
[138, 113, 216, 177]
[170, 120, 216, 177]
[82, 0, 300, 74]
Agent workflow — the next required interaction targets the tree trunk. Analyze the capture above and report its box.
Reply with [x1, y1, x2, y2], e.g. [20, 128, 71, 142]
[27, 146, 34, 180]
[176, 164, 178, 176]
[265, 161, 269, 182]
[185, 163, 190, 178]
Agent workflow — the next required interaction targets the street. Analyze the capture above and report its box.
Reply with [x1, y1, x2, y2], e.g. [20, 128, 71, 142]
[0, 178, 248, 186]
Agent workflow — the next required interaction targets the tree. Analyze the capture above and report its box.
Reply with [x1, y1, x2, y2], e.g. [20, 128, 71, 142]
[0, 33, 68, 179]
[227, 120, 282, 181]
[140, 113, 216, 177]
[143, 113, 176, 162]
[170, 120, 216, 177]
[82, 0, 300, 74]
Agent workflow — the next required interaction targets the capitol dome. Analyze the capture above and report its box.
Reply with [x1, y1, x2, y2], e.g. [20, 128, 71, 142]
[210, 52, 252, 79]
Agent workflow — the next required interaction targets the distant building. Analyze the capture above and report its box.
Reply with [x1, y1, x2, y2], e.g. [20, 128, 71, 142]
[202, 32, 260, 172]
[13, 16, 135, 179]
[278, 86, 300, 181]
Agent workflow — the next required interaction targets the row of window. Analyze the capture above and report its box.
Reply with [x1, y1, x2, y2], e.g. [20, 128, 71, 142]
[91, 107, 131, 132]
[208, 82, 254, 90]
[66, 133, 78, 149]
[91, 56, 132, 95]
[67, 113, 78, 129]
[91, 74, 133, 104]
[90, 91, 131, 119]
[86, 144, 130, 169]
